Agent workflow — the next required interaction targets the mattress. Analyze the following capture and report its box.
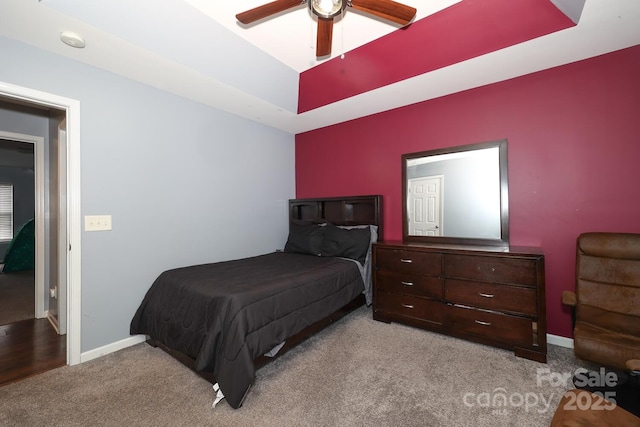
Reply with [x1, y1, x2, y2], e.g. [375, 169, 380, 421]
[130, 251, 364, 408]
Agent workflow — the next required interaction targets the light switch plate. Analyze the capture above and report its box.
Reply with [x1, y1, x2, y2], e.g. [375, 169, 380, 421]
[85, 215, 112, 231]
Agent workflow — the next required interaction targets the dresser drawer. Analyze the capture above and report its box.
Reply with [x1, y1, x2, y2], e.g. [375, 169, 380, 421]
[445, 305, 533, 347]
[444, 254, 538, 286]
[375, 248, 442, 275]
[376, 270, 443, 299]
[376, 292, 443, 324]
[445, 279, 536, 316]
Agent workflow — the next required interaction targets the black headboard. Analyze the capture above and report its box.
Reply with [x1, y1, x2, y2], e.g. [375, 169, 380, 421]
[289, 195, 382, 239]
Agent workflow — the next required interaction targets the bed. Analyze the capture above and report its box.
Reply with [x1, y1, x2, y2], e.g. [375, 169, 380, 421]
[130, 195, 382, 409]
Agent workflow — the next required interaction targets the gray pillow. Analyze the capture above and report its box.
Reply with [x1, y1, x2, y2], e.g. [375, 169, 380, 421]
[321, 223, 371, 266]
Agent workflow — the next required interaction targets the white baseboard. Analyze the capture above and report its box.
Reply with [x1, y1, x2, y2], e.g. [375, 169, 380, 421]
[46, 311, 60, 334]
[78, 333, 573, 364]
[80, 334, 147, 363]
[547, 333, 574, 349]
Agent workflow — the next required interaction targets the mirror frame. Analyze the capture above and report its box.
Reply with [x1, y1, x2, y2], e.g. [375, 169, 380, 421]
[402, 139, 509, 247]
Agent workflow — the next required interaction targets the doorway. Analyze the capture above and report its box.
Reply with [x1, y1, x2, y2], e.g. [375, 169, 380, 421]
[0, 136, 38, 326]
[0, 126, 67, 385]
[0, 131, 45, 321]
[0, 81, 82, 367]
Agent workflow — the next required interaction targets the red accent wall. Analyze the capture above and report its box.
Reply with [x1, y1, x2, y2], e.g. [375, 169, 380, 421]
[298, 0, 575, 113]
[295, 44, 640, 338]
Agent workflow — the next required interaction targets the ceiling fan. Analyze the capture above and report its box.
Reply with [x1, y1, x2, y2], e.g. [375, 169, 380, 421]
[236, 0, 417, 57]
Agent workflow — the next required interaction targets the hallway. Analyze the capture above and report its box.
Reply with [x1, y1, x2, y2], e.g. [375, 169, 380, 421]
[0, 318, 66, 386]
[0, 270, 66, 386]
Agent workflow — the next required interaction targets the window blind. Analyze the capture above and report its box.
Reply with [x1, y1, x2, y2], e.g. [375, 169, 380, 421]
[0, 184, 13, 242]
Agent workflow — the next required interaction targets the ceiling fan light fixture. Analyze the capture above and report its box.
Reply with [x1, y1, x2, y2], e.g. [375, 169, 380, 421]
[236, 0, 416, 59]
[309, 0, 346, 19]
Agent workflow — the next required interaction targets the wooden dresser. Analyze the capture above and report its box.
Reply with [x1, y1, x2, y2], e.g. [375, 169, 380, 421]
[372, 241, 546, 362]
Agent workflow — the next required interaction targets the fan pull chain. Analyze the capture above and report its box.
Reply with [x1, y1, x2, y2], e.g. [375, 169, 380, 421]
[340, 6, 345, 59]
[310, 13, 315, 50]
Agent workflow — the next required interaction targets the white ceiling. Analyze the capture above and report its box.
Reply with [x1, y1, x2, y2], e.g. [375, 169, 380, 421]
[2, 0, 640, 134]
[185, 0, 462, 72]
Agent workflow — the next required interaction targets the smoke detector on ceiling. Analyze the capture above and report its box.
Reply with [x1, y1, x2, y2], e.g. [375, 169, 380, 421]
[60, 31, 86, 48]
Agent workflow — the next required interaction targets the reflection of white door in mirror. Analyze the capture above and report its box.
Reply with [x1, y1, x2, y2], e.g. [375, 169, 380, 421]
[408, 175, 442, 236]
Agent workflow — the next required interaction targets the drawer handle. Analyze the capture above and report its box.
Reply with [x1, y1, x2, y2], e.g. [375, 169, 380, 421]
[400, 259, 413, 263]
[478, 292, 494, 298]
[402, 304, 414, 309]
[401, 281, 414, 287]
[475, 320, 492, 326]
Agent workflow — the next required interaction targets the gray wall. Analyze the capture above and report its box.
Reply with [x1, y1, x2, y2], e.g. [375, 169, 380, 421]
[0, 36, 295, 353]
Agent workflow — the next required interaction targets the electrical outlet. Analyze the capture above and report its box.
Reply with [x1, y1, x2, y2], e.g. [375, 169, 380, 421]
[85, 215, 112, 231]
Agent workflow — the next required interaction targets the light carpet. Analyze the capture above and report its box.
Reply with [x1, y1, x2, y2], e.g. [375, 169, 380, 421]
[0, 305, 586, 426]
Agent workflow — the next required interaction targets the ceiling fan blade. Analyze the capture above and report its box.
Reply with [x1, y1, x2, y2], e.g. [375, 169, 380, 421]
[349, 0, 416, 26]
[316, 17, 334, 57]
[236, 0, 304, 24]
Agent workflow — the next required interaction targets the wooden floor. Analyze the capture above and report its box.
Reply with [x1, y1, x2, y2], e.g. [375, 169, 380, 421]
[0, 318, 66, 387]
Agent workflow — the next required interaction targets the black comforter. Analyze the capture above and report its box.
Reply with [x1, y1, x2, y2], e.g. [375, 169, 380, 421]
[130, 251, 364, 408]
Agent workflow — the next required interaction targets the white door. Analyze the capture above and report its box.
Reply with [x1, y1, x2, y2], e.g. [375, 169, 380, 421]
[408, 176, 443, 236]
[56, 120, 67, 334]
[45, 117, 67, 335]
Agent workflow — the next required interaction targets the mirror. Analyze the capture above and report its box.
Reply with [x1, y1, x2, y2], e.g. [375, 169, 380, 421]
[402, 139, 509, 247]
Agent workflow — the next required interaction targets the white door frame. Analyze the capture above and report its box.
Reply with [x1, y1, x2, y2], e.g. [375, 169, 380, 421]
[57, 123, 68, 334]
[0, 81, 82, 366]
[0, 131, 45, 319]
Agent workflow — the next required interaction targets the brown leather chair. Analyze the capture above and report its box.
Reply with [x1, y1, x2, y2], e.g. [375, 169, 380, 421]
[562, 232, 640, 371]
[555, 232, 640, 423]
[550, 389, 639, 426]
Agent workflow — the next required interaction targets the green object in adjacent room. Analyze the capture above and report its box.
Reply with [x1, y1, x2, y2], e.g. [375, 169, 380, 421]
[2, 218, 35, 273]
